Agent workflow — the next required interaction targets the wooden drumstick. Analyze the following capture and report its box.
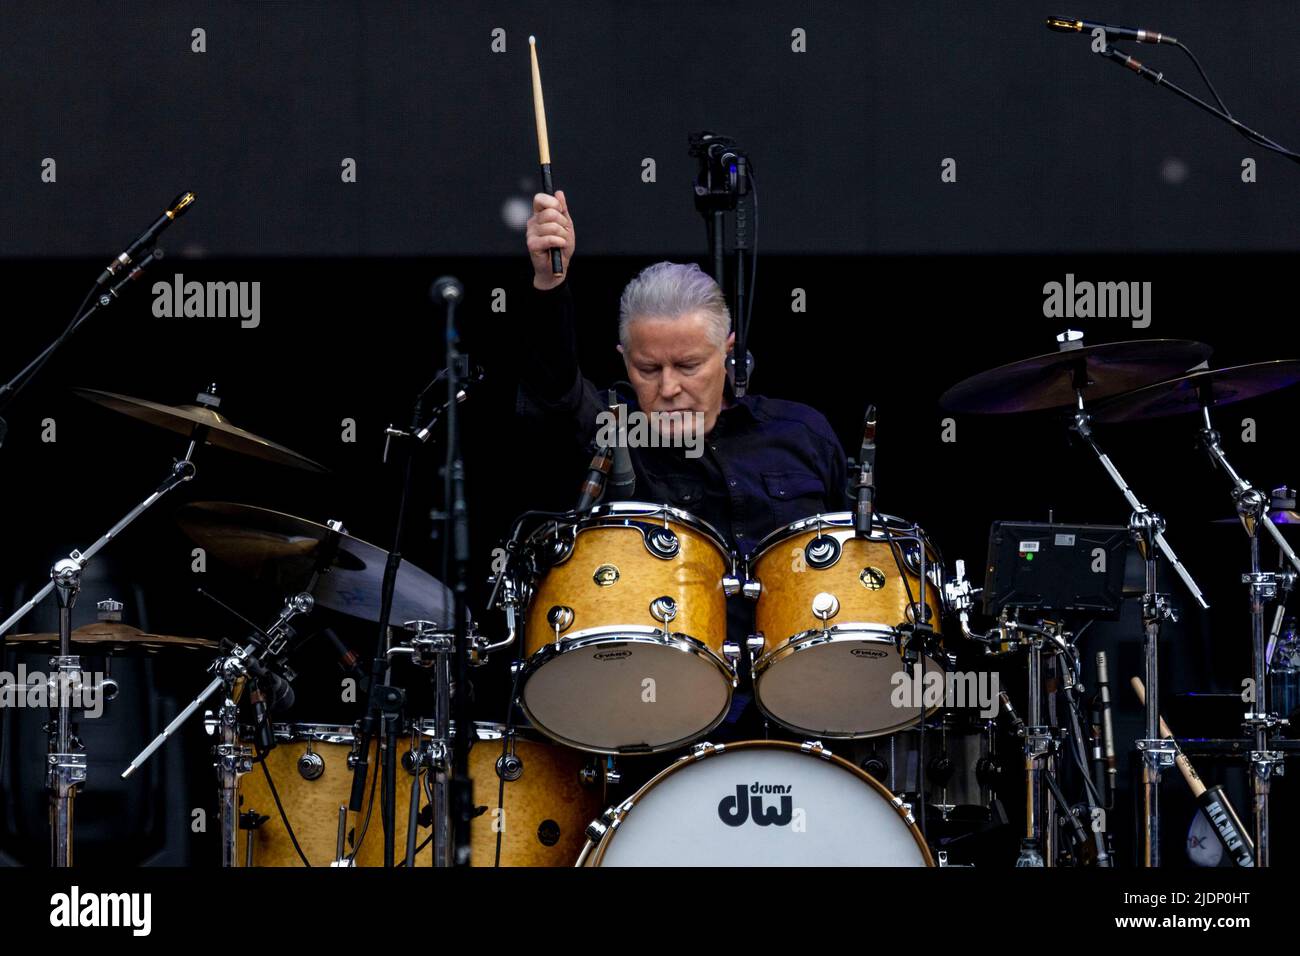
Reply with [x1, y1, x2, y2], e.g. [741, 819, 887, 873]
[1130, 675, 1205, 797]
[529, 35, 563, 277]
[1131, 675, 1257, 865]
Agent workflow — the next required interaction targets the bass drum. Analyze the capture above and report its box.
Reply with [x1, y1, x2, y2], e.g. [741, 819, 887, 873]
[581, 741, 933, 866]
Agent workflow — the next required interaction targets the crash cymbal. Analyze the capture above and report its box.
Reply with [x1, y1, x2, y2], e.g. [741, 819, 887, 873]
[939, 339, 1213, 414]
[176, 501, 453, 627]
[6, 622, 217, 652]
[1090, 361, 1300, 423]
[73, 387, 327, 473]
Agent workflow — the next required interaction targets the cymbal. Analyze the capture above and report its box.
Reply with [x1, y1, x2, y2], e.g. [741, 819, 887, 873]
[939, 339, 1213, 414]
[1090, 361, 1300, 423]
[73, 388, 327, 473]
[176, 501, 453, 627]
[6, 622, 217, 652]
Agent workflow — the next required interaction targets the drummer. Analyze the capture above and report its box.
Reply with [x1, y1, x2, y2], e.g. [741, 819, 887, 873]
[518, 190, 850, 734]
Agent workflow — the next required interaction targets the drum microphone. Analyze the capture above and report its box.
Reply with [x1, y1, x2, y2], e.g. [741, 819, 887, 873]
[95, 191, 195, 287]
[1095, 651, 1117, 808]
[854, 405, 877, 537]
[607, 398, 637, 500]
[575, 445, 612, 513]
[1045, 16, 1178, 45]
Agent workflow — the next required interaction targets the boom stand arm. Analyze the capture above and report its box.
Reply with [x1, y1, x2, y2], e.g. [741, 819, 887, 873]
[1072, 396, 1208, 867]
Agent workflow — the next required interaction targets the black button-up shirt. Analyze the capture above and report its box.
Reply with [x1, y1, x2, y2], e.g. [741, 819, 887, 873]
[515, 277, 850, 735]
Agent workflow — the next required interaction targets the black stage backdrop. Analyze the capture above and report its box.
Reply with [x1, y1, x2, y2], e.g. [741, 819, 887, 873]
[0, 252, 1295, 866]
[1, 1, 1298, 870]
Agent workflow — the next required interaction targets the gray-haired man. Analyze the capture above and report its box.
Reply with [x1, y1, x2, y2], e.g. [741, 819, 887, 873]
[519, 190, 849, 736]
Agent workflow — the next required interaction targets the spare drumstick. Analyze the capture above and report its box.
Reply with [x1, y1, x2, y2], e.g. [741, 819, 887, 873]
[1129, 675, 1204, 796]
[1130, 675, 1256, 865]
[529, 35, 563, 277]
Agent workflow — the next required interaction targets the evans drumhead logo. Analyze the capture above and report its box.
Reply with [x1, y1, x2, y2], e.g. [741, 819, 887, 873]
[592, 649, 632, 662]
[718, 782, 794, 827]
[851, 648, 889, 659]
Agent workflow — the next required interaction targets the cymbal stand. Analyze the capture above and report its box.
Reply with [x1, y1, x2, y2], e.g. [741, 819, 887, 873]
[120, 591, 314, 866]
[388, 621, 455, 867]
[948, 562, 1110, 866]
[1071, 389, 1208, 867]
[0, 438, 200, 866]
[1197, 404, 1299, 866]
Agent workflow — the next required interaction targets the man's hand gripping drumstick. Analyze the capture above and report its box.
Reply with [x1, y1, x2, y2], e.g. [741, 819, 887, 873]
[529, 35, 566, 281]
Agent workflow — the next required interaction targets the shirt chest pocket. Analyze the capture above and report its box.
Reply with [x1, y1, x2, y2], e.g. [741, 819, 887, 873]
[761, 470, 827, 524]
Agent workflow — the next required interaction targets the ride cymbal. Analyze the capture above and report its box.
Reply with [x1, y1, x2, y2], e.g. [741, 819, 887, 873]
[940, 339, 1213, 414]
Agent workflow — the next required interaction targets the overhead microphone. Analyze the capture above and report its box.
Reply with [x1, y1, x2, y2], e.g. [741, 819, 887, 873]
[95, 191, 195, 287]
[1045, 16, 1178, 46]
[107, 248, 164, 300]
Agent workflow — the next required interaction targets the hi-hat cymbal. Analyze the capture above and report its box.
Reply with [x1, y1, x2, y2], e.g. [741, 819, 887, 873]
[1090, 361, 1300, 423]
[176, 501, 453, 627]
[73, 388, 327, 473]
[940, 339, 1213, 414]
[6, 622, 216, 652]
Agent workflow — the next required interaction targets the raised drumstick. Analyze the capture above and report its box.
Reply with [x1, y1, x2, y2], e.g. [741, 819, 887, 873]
[529, 35, 563, 277]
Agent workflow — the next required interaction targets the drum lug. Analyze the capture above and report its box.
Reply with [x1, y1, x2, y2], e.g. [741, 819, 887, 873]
[584, 806, 619, 843]
[725, 633, 765, 663]
[297, 743, 326, 781]
[741, 579, 761, 601]
[546, 605, 575, 635]
[690, 740, 723, 759]
[811, 591, 840, 623]
[892, 794, 918, 826]
[722, 574, 741, 597]
[580, 757, 620, 787]
[799, 739, 833, 759]
[648, 596, 678, 640]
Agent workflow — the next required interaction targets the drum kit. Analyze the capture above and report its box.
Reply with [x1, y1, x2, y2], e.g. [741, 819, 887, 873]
[2, 330, 1298, 868]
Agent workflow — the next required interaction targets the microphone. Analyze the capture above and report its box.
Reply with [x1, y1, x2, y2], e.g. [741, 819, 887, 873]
[107, 248, 164, 300]
[853, 404, 877, 537]
[430, 275, 464, 303]
[321, 627, 367, 685]
[1095, 651, 1117, 808]
[95, 192, 195, 287]
[250, 685, 275, 752]
[1096, 44, 1167, 86]
[607, 401, 637, 500]
[414, 366, 484, 442]
[575, 445, 612, 513]
[1046, 16, 1177, 45]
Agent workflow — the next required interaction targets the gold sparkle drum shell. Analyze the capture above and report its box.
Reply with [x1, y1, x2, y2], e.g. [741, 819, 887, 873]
[519, 502, 735, 754]
[747, 512, 947, 739]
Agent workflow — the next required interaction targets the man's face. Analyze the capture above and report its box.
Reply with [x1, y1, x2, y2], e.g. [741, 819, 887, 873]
[619, 311, 733, 439]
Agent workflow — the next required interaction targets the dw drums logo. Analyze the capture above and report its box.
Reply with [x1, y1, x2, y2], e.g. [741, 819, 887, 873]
[718, 782, 794, 827]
